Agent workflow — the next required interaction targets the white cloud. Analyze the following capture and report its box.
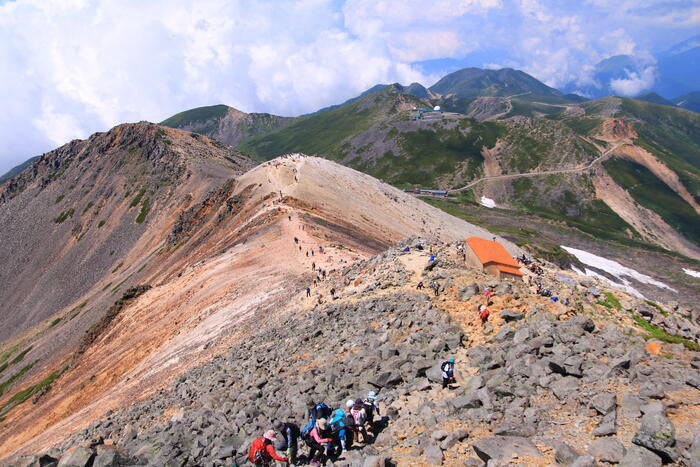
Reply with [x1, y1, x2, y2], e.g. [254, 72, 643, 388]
[609, 66, 657, 96]
[0, 0, 698, 174]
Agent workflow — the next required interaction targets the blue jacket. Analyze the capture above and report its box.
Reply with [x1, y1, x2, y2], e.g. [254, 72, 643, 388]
[329, 409, 347, 442]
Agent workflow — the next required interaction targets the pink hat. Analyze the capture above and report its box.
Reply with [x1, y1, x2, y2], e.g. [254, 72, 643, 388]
[263, 430, 277, 441]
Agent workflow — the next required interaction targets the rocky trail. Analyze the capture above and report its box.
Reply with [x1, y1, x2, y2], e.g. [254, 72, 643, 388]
[12, 239, 700, 466]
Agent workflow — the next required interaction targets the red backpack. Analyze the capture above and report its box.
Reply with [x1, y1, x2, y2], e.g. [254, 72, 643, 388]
[248, 438, 270, 464]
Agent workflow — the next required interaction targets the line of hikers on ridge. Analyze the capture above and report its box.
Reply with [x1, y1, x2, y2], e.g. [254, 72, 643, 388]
[247, 391, 384, 466]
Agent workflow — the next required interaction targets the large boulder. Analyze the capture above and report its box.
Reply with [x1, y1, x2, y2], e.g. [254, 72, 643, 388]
[588, 437, 626, 463]
[423, 444, 444, 465]
[619, 445, 662, 467]
[500, 310, 524, 322]
[472, 436, 541, 464]
[590, 392, 616, 415]
[369, 371, 403, 388]
[57, 447, 95, 467]
[632, 410, 678, 462]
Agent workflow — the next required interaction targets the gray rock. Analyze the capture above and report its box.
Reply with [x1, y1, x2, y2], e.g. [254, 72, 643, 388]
[363, 455, 392, 467]
[571, 455, 596, 467]
[554, 442, 581, 465]
[619, 445, 662, 467]
[439, 429, 468, 450]
[593, 411, 617, 437]
[423, 445, 443, 465]
[426, 363, 443, 383]
[588, 287, 601, 298]
[551, 377, 579, 400]
[691, 431, 700, 467]
[500, 310, 524, 322]
[591, 392, 616, 415]
[632, 410, 678, 462]
[459, 284, 479, 300]
[57, 447, 95, 467]
[588, 437, 626, 463]
[369, 371, 403, 388]
[472, 436, 541, 464]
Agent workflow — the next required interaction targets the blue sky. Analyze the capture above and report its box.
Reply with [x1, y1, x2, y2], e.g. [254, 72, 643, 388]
[0, 0, 699, 172]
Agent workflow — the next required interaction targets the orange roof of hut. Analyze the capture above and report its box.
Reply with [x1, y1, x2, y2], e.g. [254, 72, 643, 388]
[466, 236, 523, 276]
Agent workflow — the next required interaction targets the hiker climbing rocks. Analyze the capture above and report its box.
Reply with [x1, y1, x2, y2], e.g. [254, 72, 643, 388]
[329, 409, 348, 452]
[363, 391, 380, 435]
[311, 248, 315, 256]
[433, 282, 440, 296]
[273, 420, 300, 465]
[312, 262, 316, 270]
[416, 281, 423, 290]
[330, 288, 336, 298]
[483, 287, 493, 300]
[302, 401, 331, 435]
[306, 287, 311, 297]
[441, 358, 456, 389]
[350, 399, 368, 444]
[306, 418, 333, 466]
[248, 430, 288, 465]
[480, 305, 490, 325]
[294, 237, 299, 244]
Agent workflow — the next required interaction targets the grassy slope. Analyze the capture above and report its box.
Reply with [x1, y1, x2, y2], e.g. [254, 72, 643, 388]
[160, 105, 230, 129]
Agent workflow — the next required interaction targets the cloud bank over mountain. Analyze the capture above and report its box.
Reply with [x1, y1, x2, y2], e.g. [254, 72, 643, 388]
[0, 0, 698, 172]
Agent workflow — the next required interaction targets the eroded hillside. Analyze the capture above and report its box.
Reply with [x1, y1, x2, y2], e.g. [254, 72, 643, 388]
[0, 152, 512, 460]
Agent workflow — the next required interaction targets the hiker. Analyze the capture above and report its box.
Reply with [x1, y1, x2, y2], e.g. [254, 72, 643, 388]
[429, 254, 435, 262]
[306, 287, 311, 297]
[416, 281, 423, 290]
[306, 251, 309, 257]
[363, 391, 380, 435]
[433, 282, 440, 297]
[330, 288, 336, 298]
[273, 420, 300, 465]
[329, 409, 349, 452]
[483, 287, 493, 300]
[306, 418, 333, 466]
[311, 248, 315, 256]
[312, 262, 316, 270]
[480, 306, 490, 325]
[294, 237, 299, 244]
[248, 431, 289, 466]
[441, 358, 456, 389]
[302, 401, 332, 435]
[289, 215, 292, 221]
[350, 399, 368, 444]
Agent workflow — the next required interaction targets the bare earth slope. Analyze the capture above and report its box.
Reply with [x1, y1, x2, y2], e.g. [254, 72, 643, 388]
[0, 150, 515, 459]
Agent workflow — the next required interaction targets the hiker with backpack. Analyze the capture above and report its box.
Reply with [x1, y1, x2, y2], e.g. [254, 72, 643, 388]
[363, 391, 380, 436]
[273, 420, 300, 465]
[305, 418, 333, 466]
[302, 401, 332, 436]
[479, 305, 490, 325]
[441, 358, 456, 389]
[329, 408, 349, 453]
[248, 431, 289, 466]
[350, 399, 368, 444]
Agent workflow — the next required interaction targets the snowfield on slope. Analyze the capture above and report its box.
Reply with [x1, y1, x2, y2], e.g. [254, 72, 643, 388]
[479, 196, 496, 208]
[564, 246, 676, 298]
[683, 268, 700, 278]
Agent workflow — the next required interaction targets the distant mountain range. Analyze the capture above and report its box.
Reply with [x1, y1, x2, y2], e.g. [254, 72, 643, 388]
[563, 35, 700, 100]
[156, 66, 700, 259]
[4, 65, 700, 260]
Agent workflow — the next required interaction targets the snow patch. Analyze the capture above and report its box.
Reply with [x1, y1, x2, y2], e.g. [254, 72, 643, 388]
[683, 268, 700, 279]
[479, 196, 496, 208]
[563, 246, 676, 297]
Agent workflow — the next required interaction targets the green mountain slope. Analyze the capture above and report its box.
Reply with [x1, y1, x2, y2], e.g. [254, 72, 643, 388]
[673, 91, 700, 113]
[161, 104, 294, 147]
[0, 157, 39, 183]
[429, 67, 565, 100]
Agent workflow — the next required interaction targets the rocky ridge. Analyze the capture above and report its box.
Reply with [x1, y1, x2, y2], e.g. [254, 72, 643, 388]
[12, 239, 700, 466]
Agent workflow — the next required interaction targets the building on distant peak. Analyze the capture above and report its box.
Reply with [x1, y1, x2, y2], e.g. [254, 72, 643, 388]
[465, 236, 523, 280]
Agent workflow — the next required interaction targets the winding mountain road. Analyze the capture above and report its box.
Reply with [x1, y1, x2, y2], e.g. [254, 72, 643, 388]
[449, 140, 622, 193]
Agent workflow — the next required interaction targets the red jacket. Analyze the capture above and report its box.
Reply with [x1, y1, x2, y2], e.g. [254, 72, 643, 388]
[248, 437, 288, 464]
